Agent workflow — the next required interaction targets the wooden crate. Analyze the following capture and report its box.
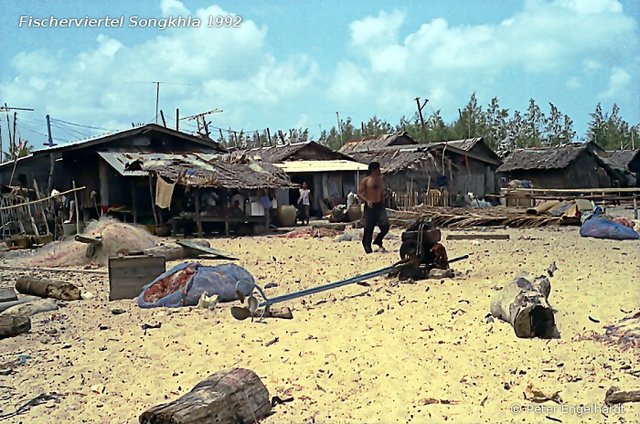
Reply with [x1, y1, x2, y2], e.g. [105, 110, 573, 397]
[108, 255, 166, 301]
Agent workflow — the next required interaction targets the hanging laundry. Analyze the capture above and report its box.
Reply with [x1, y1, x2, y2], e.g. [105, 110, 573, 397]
[155, 177, 175, 209]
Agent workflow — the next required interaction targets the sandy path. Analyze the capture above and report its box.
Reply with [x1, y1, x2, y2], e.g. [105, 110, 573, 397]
[0, 226, 638, 423]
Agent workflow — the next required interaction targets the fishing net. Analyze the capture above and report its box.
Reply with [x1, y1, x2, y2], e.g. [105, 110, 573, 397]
[574, 311, 640, 351]
[12, 218, 157, 267]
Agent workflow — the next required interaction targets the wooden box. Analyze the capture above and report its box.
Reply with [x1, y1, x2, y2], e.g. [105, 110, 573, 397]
[108, 255, 166, 301]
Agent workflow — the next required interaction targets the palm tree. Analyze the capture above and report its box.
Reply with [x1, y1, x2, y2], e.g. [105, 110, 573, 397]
[3, 138, 33, 160]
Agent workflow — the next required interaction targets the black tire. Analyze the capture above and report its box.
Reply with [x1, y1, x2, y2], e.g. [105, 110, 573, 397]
[399, 241, 418, 259]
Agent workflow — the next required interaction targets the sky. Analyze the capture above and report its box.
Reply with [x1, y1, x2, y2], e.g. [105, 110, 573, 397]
[1, 0, 639, 148]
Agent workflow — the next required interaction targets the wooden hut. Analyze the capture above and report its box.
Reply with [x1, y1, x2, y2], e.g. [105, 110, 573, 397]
[496, 142, 624, 189]
[239, 141, 367, 216]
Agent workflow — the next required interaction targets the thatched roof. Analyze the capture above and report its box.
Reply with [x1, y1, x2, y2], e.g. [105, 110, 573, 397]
[605, 150, 639, 171]
[348, 148, 447, 175]
[339, 132, 417, 154]
[241, 141, 352, 163]
[123, 153, 296, 189]
[497, 143, 592, 172]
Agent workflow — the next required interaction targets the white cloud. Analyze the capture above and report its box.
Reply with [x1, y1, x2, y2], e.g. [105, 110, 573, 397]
[566, 76, 581, 89]
[160, 0, 190, 16]
[0, 1, 319, 135]
[600, 67, 632, 99]
[329, 0, 638, 119]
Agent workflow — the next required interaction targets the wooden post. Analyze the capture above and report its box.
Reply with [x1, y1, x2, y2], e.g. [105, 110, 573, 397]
[148, 175, 158, 227]
[33, 179, 51, 235]
[175, 108, 179, 131]
[72, 180, 80, 235]
[634, 195, 638, 220]
[195, 187, 203, 237]
[131, 183, 138, 225]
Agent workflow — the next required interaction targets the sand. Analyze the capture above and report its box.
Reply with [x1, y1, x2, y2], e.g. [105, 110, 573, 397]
[0, 224, 638, 423]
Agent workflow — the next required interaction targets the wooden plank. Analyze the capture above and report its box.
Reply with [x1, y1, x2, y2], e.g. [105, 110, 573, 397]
[447, 234, 510, 241]
[0, 265, 107, 275]
[176, 240, 237, 260]
[108, 255, 166, 301]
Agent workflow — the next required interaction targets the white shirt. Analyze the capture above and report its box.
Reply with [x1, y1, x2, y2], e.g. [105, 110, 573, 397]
[299, 188, 310, 205]
[347, 191, 356, 208]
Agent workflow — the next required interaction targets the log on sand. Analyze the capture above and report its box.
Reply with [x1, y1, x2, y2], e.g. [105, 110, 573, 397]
[526, 200, 561, 216]
[140, 368, 271, 424]
[605, 387, 640, 405]
[0, 315, 31, 339]
[490, 274, 556, 338]
[15, 276, 81, 301]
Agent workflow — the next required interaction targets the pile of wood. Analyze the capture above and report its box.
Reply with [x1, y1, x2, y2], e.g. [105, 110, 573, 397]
[389, 206, 563, 229]
[388, 199, 595, 229]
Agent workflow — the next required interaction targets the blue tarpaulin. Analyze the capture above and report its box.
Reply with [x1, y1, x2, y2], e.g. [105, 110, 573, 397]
[579, 211, 639, 241]
[137, 262, 255, 308]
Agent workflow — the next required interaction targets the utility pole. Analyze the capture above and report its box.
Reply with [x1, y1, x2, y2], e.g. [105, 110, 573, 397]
[12, 112, 17, 157]
[175, 108, 179, 131]
[45, 114, 56, 147]
[153, 81, 161, 124]
[336, 112, 343, 146]
[1, 104, 34, 162]
[415, 97, 428, 143]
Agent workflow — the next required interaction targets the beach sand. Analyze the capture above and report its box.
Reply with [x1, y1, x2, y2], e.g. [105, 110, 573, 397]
[0, 225, 638, 423]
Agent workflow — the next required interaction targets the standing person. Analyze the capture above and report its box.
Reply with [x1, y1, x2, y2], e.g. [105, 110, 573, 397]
[358, 161, 390, 253]
[297, 182, 311, 225]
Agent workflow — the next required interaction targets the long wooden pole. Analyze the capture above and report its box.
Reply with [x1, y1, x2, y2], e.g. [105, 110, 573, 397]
[148, 175, 158, 226]
[0, 186, 86, 211]
[72, 180, 80, 235]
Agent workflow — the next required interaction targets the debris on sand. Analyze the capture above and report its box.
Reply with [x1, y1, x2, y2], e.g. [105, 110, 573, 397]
[276, 227, 340, 239]
[575, 311, 640, 351]
[10, 218, 156, 267]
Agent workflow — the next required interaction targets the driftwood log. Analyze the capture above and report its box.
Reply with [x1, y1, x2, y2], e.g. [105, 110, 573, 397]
[0, 315, 31, 339]
[605, 387, 640, 405]
[490, 274, 556, 338]
[1, 299, 59, 317]
[140, 368, 271, 424]
[15, 276, 81, 301]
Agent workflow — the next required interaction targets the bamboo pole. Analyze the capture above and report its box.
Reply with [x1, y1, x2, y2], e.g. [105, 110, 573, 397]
[0, 186, 86, 211]
[148, 175, 158, 227]
[72, 181, 80, 235]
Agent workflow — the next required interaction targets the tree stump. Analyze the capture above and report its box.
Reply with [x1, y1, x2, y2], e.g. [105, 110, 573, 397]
[0, 315, 31, 339]
[139, 368, 271, 424]
[15, 276, 81, 301]
[490, 274, 556, 338]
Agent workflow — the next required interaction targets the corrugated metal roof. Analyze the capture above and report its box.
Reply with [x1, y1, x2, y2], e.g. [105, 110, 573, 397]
[273, 160, 368, 173]
[104, 151, 296, 189]
[98, 152, 147, 176]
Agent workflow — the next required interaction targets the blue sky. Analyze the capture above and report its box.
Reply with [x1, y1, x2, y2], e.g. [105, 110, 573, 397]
[1, 0, 638, 147]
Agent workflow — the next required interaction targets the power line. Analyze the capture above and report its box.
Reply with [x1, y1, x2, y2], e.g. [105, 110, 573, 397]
[49, 117, 115, 132]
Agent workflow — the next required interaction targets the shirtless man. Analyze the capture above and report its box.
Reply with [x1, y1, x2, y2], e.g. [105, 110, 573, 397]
[357, 161, 390, 254]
